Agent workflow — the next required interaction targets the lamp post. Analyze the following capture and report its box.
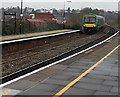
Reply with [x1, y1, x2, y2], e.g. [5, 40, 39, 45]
[63, 1, 72, 29]
[63, 1, 65, 23]
[20, 0, 23, 34]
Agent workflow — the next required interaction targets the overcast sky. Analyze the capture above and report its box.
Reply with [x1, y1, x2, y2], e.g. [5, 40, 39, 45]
[1, 0, 119, 11]
[2, 0, 119, 2]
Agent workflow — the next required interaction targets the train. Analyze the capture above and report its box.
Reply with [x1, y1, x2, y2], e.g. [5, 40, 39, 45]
[82, 13, 105, 34]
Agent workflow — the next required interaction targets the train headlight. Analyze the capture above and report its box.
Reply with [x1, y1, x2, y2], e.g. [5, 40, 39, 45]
[83, 24, 86, 27]
[93, 25, 96, 27]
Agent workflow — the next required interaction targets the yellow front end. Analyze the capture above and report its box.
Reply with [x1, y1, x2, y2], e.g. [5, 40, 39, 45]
[83, 24, 96, 27]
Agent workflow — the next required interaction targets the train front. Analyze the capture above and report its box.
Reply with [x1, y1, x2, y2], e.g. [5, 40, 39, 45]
[83, 14, 97, 34]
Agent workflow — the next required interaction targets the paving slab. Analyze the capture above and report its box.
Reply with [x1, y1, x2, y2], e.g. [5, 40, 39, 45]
[86, 74, 118, 81]
[4, 80, 37, 91]
[52, 74, 75, 81]
[64, 87, 95, 95]
[17, 89, 54, 95]
[89, 70, 110, 76]
[62, 68, 84, 73]
[27, 83, 59, 92]
[74, 82, 112, 92]
[57, 71, 82, 77]
[109, 72, 118, 77]
[110, 87, 118, 93]
[80, 77, 104, 84]
[94, 91, 117, 95]
[103, 80, 118, 87]
[95, 68, 118, 73]
[42, 78, 70, 86]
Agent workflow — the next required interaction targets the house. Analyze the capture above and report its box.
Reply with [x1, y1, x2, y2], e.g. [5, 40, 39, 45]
[34, 13, 55, 20]
[27, 19, 47, 28]
[27, 13, 62, 30]
[27, 13, 62, 29]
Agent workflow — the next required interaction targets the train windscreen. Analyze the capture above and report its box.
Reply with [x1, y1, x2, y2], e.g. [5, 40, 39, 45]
[84, 17, 96, 23]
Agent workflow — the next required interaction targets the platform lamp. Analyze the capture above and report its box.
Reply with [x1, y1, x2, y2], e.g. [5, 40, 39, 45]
[63, 0, 72, 28]
[20, 0, 23, 34]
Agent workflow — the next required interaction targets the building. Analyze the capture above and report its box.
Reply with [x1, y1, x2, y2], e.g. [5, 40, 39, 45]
[34, 13, 55, 20]
[27, 13, 62, 30]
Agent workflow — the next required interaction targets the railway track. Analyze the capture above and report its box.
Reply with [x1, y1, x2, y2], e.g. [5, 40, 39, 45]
[2, 30, 80, 55]
[2, 33, 105, 77]
[2, 34, 86, 63]
[1, 28, 119, 85]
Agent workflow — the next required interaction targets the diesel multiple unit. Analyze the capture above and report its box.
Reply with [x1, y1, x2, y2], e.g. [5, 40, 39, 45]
[82, 13, 105, 34]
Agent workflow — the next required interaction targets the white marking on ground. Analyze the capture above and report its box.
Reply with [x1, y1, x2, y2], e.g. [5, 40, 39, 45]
[0, 30, 80, 44]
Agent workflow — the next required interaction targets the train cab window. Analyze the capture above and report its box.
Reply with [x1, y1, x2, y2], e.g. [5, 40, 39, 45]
[85, 17, 96, 23]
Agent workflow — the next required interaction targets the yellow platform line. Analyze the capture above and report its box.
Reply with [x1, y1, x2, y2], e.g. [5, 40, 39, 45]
[53, 44, 120, 97]
[85, 49, 94, 54]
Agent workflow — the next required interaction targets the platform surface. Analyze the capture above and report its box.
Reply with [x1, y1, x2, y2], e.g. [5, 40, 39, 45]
[2, 29, 71, 41]
[2, 35, 119, 96]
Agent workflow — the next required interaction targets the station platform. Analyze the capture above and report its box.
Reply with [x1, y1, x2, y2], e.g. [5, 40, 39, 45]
[2, 29, 71, 41]
[2, 34, 119, 96]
